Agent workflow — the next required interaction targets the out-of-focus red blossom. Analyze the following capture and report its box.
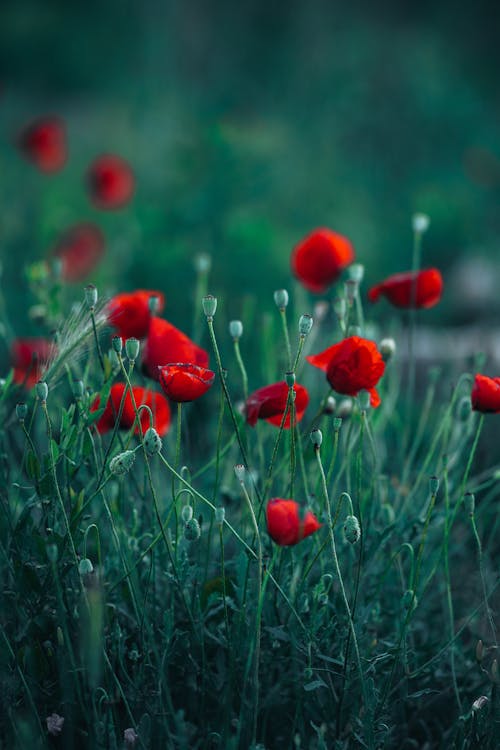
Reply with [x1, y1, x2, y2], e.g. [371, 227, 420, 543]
[107, 290, 165, 340]
[158, 363, 215, 402]
[291, 228, 355, 293]
[142, 318, 209, 381]
[11, 338, 55, 388]
[266, 498, 322, 546]
[52, 223, 105, 282]
[91, 383, 171, 436]
[245, 381, 309, 428]
[307, 336, 385, 407]
[87, 154, 135, 209]
[471, 374, 500, 413]
[18, 117, 67, 173]
[368, 268, 443, 309]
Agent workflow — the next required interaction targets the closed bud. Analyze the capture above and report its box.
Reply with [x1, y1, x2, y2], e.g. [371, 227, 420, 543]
[333, 297, 347, 321]
[310, 428, 323, 448]
[110, 450, 136, 475]
[234, 464, 246, 482]
[36, 380, 48, 402]
[429, 476, 439, 495]
[464, 492, 475, 516]
[112, 335, 123, 354]
[333, 416, 343, 431]
[125, 337, 140, 361]
[84, 284, 98, 309]
[274, 289, 289, 310]
[412, 213, 430, 234]
[299, 314, 313, 336]
[337, 399, 353, 419]
[148, 295, 160, 314]
[358, 390, 371, 411]
[46, 543, 59, 563]
[16, 402, 28, 421]
[285, 371, 296, 388]
[472, 695, 489, 712]
[344, 515, 361, 544]
[184, 518, 201, 541]
[323, 396, 337, 415]
[202, 294, 217, 318]
[78, 558, 94, 575]
[347, 325, 361, 337]
[181, 505, 193, 523]
[457, 396, 472, 422]
[475, 639, 484, 663]
[348, 263, 364, 283]
[215, 506, 225, 525]
[194, 253, 211, 273]
[124, 727, 139, 747]
[72, 380, 84, 399]
[229, 320, 243, 340]
[379, 338, 396, 362]
[144, 427, 162, 455]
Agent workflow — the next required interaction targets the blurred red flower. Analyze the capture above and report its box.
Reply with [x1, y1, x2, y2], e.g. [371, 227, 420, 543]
[291, 228, 355, 293]
[11, 338, 55, 388]
[307, 335, 385, 407]
[18, 117, 67, 173]
[142, 318, 209, 381]
[107, 290, 165, 340]
[87, 154, 135, 209]
[245, 381, 309, 428]
[159, 363, 215, 402]
[471, 374, 500, 413]
[368, 268, 443, 309]
[266, 498, 321, 546]
[92, 382, 171, 436]
[52, 223, 105, 282]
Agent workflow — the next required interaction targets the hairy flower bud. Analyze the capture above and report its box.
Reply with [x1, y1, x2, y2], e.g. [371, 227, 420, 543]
[36, 380, 48, 402]
[379, 338, 396, 362]
[144, 427, 162, 455]
[78, 558, 94, 575]
[109, 450, 136, 475]
[344, 515, 361, 544]
[323, 396, 337, 415]
[310, 428, 323, 448]
[273, 289, 289, 310]
[181, 505, 193, 523]
[184, 518, 201, 541]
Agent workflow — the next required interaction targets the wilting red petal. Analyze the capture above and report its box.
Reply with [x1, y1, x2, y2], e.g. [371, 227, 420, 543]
[91, 382, 171, 436]
[266, 498, 321, 546]
[471, 374, 500, 413]
[142, 317, 209, 381]
[245, 381, 309, 428]
[11, 338, 55, 388]
[52, 223, 105, 282]
[18, 117, 67, 173]
[368, 268, 443, 309]
[107, 290, 165, 340]
[158, 363, 215, 402]
[87, 154, 135, 209]
[291, 228, 355, 293]
[307, 336, 385, 406]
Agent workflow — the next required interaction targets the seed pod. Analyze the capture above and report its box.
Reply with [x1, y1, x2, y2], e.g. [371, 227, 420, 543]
[298, 314, 313, 336]
[84, 284, 98, 309]
[229, 320, 243, 340]
[273, 289, 289, 309]
[36, 380, 48, 402]
[112, 335, 123, 353]
[16, 402, 28, 421]
[202, 294, 217, 318]
[125, 337, 140, 361]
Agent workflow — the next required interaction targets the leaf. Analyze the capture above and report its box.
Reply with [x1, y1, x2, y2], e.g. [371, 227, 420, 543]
[303, 678, 328, 692]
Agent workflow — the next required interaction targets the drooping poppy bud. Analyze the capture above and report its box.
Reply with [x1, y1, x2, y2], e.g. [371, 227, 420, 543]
[266, 498, 321, 546]
[368, 268, 443, 309]
[291, 228, 355, 293]
[471, 373, 500, 413]
[107, 290, 165, 340]
[245, 381, 309, 428]
[158, 363, 215, 402]
[307, 336, 385, 407]
[142, 317, 209, 381]
[18, 117, 67, 173]
[87, 154, 135, 209]
[52, 223, 105, 282]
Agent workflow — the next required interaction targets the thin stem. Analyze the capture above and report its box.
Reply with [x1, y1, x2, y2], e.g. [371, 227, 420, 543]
[279, 307, 293, 370]
[233, 338, 248, 400]
[469, 509, 498, 649]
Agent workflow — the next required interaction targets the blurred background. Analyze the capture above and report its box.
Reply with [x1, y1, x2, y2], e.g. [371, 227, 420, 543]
[1, 0, 500, 338]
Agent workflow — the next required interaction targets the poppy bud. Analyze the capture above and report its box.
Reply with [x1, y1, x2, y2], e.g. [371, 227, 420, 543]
[181, 505, 193, 523]
[194, 253, 211, 273]
[184, 518, 201, 541]
[299, 314, 313, 337]
[215, 506, 225, 525]
[124, 727, 139, 747]
[274, 289, 289, 310]
[358, 389, 371, 411]
[343, 515, 361, 544]
[475, 639, 484, 663]
[323, 396, 337, 414]
[310, 428, 323, 448]
[457, 396, 472, 422]
[144, 427, 162, 455]
[333, 297, 347, 321]
[36, 380, 48, 402]
[110, 450, 136, 475]
[234, 464, 246, 482]
[379, 338, 396, 362]
[84, 284, 98, 309]
[112, 335, 123, 354]
[148, 295, 160, 315]
[333, 416, 342, 431]
[46, 713, 65, 737]
[72, 380, 84, 399]
[337, 399, 353, 419]
[347, 325, 361, 337]
[202, 294, 217, 319]
[348, 263, 365, 283]
[285, 371, 296, 388]
[16, 402, 28, 422]
[229, 320, 243, 340]
[472, 695, 489, 712]
[412, 213, 430, 234]
[464, 492, 475, 516]
[78, 558, 94, 575]
[429, 476, 440, 495]
[125, 337, 140, 361]
[345, 279, 357, 304]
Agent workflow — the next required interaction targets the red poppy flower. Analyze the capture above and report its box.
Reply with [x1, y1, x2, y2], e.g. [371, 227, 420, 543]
[245, 381, 309, 428]
[107, 290, 165, 340]
[87, 154, 135, 209]
[471, 374, 500, 413]
[368, 268, 443, 309]
[52, 223, 105, 282]
[307, 336, 385, 407]
[291, 227, 355, 293]
[266, 498, 321, 546]
[11, 338, 55, 388]
[142, 317, 209, 381]
[91, 383, 171, 436]
[158, 363, 215, 402]
[18, 117, 67, 173]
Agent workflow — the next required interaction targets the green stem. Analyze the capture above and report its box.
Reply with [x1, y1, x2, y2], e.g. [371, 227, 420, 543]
[233, 338, 248, 401]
